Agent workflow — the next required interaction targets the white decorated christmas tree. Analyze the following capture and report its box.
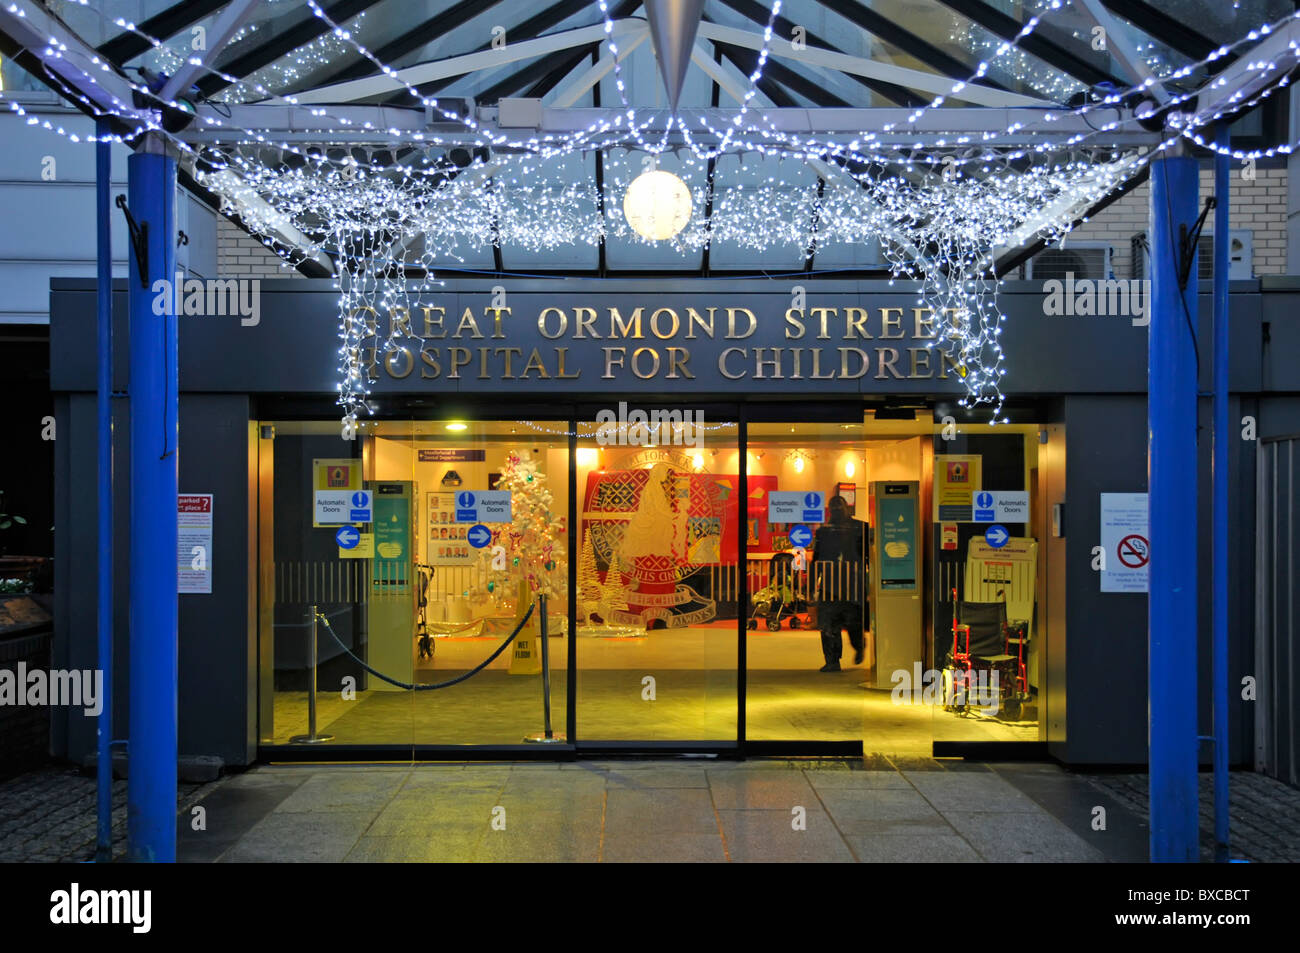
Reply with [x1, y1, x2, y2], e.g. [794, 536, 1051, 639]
[471, 451, 566, 608]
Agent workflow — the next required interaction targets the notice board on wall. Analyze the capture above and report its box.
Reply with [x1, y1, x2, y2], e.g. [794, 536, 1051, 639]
[1100, 493, 1148, 593]
[934, 454, 982, 521]
[178, 493, 213, 594]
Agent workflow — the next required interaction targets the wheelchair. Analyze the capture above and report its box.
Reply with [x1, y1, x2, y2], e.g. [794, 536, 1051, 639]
[942, 589, 1031, 720]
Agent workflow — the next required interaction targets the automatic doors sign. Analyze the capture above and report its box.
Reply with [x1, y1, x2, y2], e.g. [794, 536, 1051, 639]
[1100, 492, 1149, 593]
[315, 489, 370, 525]
[467, 524, 493, 548]
[788, 524, 813, 548]
[454, 490, 512, 523]
[769, 491, 825, 523]
[312, 458, 361, 527]
[984, 524, 1010, 549]
[973, 490, 1029, 523]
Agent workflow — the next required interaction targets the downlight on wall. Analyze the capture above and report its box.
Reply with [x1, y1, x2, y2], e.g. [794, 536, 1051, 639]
[623, 169, 692, 241]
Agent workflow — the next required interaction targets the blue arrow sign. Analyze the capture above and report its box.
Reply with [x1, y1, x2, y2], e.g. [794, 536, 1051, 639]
[336, 526, 360, 549]
[788, 524, 813, 548]
[985, 524, 1010, 549]
[467, 524, 492, 549]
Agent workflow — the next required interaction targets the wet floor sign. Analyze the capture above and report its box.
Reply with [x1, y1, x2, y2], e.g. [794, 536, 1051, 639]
[509, 578, 542, 676]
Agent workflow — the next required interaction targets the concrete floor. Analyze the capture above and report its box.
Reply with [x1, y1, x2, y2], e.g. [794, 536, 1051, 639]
[267, 629, 1038, 751]
[178, 759, 1129, 863]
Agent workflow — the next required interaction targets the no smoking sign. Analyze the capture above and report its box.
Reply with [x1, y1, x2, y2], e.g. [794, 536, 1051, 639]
[1117, 533, 1149, 569]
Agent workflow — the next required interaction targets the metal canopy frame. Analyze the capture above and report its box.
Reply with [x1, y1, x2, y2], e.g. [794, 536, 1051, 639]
[1, 0, 1290, 276]
[4, 0, 1281, 866]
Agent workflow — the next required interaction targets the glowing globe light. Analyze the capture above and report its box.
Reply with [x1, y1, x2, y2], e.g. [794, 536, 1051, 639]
[622, 169, 692, 240]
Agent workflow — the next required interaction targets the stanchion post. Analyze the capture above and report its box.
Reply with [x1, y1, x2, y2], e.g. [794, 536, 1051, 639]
[290, 605, 333, 744]
[526, 592, 565, 743]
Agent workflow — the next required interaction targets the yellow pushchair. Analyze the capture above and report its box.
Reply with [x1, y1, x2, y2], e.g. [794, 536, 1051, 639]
[746, 552, 810, 631]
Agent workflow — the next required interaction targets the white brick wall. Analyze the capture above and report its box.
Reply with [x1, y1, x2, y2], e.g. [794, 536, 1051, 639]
[216, 216, 306, 280]
[1062, 167, 1288, 278]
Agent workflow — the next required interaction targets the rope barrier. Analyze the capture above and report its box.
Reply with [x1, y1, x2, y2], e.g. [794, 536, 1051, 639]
[313, 602, 535, 692]
[271, 606, 353, 629]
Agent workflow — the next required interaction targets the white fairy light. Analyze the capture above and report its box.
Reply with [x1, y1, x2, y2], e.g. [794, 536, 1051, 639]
[15, 0, 1300, 422]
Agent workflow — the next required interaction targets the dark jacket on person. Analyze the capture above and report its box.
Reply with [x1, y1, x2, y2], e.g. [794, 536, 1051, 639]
[812, 517, 866, 602]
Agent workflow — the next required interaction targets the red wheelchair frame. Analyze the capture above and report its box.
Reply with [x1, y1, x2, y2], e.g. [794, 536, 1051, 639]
[943, 587, 1030, 720]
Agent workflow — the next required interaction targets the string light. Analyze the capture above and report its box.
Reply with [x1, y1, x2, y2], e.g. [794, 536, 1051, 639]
[11, 0, 1300, 425]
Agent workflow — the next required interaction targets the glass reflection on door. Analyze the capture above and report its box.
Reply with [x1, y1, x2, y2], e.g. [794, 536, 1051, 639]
[259, 419, 569, 749]
[744, 422, 868, 742]
[574, 413, 739, 741]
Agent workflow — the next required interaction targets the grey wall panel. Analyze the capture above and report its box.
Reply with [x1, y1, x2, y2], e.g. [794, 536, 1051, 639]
[55, 393, 254, 767]
[1061, 395, 1150, 764]
[1255, 435, 1299, 785]
[1040, 406, 1068, 754]
[177, 396, 255, 766]
[1231, 396, 1261, 765]
[1260, 395, 1300, 440]
[0, 261, 126, 324]
[53, 392, 131, 766]
[1261, 294, 1300, 393]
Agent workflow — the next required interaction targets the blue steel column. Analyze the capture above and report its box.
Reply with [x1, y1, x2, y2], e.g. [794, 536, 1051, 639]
[1212, 125, 1231, 862]
[94, 120, 114, 862]
[126, 136, 178, 863]
[1148, 146, 1200, 862]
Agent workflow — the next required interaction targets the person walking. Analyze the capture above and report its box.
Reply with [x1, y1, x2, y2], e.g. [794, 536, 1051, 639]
[812, 495, 866, 672]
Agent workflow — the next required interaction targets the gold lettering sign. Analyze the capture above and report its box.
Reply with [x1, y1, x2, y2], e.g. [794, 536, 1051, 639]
[349, 300, 962, 386]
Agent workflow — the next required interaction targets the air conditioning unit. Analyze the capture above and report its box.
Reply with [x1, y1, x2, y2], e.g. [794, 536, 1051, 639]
[1131, 229, 1253, 280]
[1025, 241, 1113, 281]
[1198, 231, 1253, 280]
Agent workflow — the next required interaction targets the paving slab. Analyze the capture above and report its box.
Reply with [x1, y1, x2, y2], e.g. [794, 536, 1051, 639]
[602, 832, 727, 863]
[718, 808, 855, 862]
[706, 771, 817, 809]
[602, 787, 720, 834]
[219, 810, 376, 863]
[903, 770, 1042, 814]
[804, 770, 912, 790]
[344, 831, 483, 862]
[941, 810, 1106, 863]
[273, 771, 409, 813]
[601, 768, 712, 789]
[844, 833, 981, 863]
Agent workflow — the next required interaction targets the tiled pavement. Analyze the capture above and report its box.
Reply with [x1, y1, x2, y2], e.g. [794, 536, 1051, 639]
[5, 759, 1297, 863]
[1083, 771, 1300, 863]
[0, 765, 210, 863]
[181, 759, 1122, 863]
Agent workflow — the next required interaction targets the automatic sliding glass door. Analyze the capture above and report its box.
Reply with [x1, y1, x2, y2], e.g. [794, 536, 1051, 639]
[573, 409, 740, 743]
